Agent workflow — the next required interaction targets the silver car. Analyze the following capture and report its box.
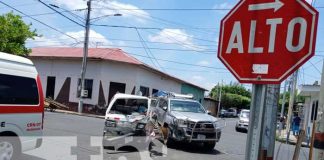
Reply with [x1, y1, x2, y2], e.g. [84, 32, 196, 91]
[235, 110, 250, 132]
[152, 95, 222, 151]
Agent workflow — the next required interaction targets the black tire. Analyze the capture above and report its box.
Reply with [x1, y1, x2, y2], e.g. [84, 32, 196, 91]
[235, 127, 240, 132]
[0, 136, 21, 160]
[203, 141, 216, 151]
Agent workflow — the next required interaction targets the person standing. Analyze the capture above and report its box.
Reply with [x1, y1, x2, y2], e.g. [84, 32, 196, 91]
[292, 114, 301, 136]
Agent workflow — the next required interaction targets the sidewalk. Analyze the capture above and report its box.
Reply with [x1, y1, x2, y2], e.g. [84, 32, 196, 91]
[277, 130, 297, 143]
[46, 109, 105, 119]
[276, 129, 309, 147]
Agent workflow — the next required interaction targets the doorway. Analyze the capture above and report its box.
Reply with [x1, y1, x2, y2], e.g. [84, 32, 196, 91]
[108, 82, 126, 103]
[46, 76, 56, 99]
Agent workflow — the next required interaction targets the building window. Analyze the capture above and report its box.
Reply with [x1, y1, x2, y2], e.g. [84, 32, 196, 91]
[152, 89, 158, 95]
[311, 100, 319, 122]
[77, 79, 93, 99]
[140, 86, 149, 97]
[0, 74, 39, 105]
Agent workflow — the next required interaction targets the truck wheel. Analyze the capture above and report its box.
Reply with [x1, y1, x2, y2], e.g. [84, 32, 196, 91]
[0, 136, 21, 160]
[203, 141, 216, 151]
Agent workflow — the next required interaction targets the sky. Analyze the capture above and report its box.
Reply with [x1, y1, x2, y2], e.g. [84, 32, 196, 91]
[0, 0, 323, 92]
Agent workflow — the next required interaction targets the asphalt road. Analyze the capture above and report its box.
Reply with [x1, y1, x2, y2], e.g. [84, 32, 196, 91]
[22, 112, 309, 160]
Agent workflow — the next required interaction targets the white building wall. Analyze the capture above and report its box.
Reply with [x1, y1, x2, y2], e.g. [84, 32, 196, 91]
[136, 67, 181, 94]
[31, 58, 183, 106]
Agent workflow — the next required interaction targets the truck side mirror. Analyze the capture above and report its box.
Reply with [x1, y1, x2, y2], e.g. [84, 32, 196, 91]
[207, 110, 212, 115]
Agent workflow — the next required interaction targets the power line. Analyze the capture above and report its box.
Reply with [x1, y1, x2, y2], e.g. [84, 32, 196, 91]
[303, 59, 323, 69]
[0, 1, 51, 9]
[21, 9, 86, 18]
[98, 43, 216, 53]
[135, 28, 160, 70]
[37, 0, 85, 27]
[309, 60, 322, 74]
[29, 41, 216, 54]
[124, 51, 227, 70]
[91, 24, 218, 43]
[99, 4, 216, 35]
[92, 7, 232, 11]
[0, 1, 79, 42]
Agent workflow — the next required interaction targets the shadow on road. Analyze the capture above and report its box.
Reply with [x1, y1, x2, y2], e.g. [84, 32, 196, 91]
[167, 142, 223, 155]
[20, 153, 46, 160]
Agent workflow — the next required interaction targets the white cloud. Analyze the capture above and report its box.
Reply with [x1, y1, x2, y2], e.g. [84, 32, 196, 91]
[197, 60, 210, 66]
[148, 29, 205, 51]
[213, 2, 234, 14]
[28, 30, 111, 48]
[53, 0, 149, 23]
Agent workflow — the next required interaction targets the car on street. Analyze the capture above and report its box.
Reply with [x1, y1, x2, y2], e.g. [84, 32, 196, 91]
[219, 109, 227, 117]
[226, 108, 238, 117]
[102, 93, 152, 151]
[235, 109, 250, 132]
[0, 52, 44, 160]
[152, 92, 222, 151]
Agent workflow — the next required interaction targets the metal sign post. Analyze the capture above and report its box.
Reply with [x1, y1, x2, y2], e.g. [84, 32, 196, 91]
[246, 84, 280, 160]
[245, 84, 267, 160]
[262, 84, 280, 159]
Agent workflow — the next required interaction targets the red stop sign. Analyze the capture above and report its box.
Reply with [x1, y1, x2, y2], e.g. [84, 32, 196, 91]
[218, 0, 318, 84]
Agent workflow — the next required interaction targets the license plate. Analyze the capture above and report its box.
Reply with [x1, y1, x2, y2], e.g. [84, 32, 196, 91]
[197, 134, 206, 140]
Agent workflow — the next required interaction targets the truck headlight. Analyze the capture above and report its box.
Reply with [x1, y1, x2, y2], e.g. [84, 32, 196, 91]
[136, 123, 145, 129]
[177, 119, 188, 128]
[105, 120, 116, 127]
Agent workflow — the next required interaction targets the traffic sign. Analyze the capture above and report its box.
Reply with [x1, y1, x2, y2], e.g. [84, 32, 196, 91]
[218, 0, 319, 84]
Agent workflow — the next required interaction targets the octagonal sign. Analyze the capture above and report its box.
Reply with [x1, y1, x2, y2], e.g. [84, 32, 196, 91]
[218, 0, 319, 84]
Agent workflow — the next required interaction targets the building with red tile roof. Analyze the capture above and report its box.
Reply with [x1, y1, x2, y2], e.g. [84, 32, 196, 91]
[29, 47, 207, 113]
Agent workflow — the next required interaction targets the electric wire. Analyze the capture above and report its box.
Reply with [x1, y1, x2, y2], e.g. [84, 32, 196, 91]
[37, 0, 85, 27]
[0, 1, 79, 42]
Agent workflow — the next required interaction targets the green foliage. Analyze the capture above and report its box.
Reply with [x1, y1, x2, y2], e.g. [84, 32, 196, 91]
[0, 12, 38, 56]
[209, 83, 251, 110]
[221, 93, 251, 109]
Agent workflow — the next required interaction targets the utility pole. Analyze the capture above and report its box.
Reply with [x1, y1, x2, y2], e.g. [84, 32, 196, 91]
[286, 70, 298, 144]
[78, 0, 91, 113]
[314, 59, 324, 159]
[217, 80, 223, 117]
[278, 80, 288, 137]
[281, 80, 288, 117]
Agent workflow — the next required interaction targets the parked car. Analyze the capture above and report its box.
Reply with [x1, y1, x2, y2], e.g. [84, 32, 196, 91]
[102, 93, 152, 151]
[152, 92, 223, 151]
[235, 110, 250, 132]
[226, 108, 238, 117]
[0, 52, 44, 160]
[220, 109, 227, 117]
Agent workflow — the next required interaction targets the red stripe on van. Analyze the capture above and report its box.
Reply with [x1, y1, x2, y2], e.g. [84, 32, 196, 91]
[0, 106, 43, 114]
[0, 75, 44, 114]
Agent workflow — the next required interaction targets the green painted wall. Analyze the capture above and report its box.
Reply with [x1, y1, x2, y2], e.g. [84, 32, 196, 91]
[181, 84, 205, 103]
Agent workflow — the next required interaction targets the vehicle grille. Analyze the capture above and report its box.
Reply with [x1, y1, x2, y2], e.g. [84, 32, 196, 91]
[188, 121, 214, 129]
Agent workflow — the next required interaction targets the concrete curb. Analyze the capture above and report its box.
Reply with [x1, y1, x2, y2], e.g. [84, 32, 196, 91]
[46, 109, 105, 119]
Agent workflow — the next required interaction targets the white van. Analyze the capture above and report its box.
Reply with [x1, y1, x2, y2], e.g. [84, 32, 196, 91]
[0, 52, 44, 159]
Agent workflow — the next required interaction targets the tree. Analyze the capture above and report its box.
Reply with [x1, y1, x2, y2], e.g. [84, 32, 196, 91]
[209, 83, 251, 110]
[0, 12, 38, 56]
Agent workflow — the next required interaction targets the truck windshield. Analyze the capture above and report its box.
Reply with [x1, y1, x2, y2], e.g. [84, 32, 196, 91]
[170, 100, 205, 113]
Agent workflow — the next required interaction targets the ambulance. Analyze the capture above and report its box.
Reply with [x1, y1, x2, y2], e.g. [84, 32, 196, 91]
[0, 52, 44, 160]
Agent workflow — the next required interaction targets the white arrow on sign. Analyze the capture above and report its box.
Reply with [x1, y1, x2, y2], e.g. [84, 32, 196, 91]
[248, 0, 284, 12]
